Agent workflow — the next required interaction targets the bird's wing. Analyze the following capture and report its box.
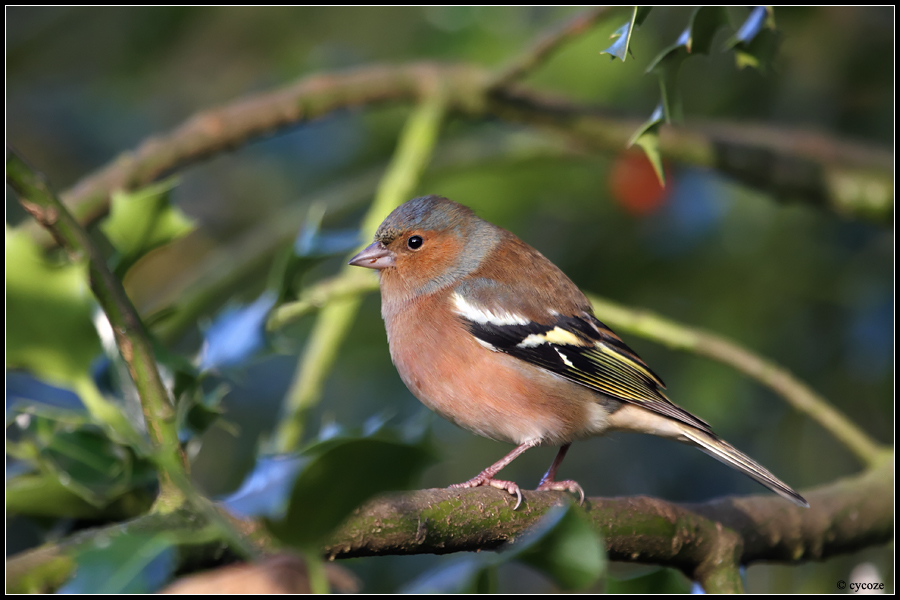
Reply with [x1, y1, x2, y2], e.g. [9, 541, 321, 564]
[451, 281, 712, 434]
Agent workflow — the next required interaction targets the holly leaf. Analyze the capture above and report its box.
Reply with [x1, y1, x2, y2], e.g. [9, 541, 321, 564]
[9, 410, 156, 509]
[508, 504, 606, 591]
[628, 103, 666, 186]
[100, 178, 194, 277]
[6, 229, 101, 388]
[726, 7, 780, 72]
[646, 6, 730, 123]
[401, 556, 498, 594]
[601, 7, 653, 62]
[265, 435, 435, 547]
[220, 455, 306, 520]
[270, 202, 362, 304]
[197, 291, 278, 371]
[59, 532, 176, 594]
[403, 503, 606, 593]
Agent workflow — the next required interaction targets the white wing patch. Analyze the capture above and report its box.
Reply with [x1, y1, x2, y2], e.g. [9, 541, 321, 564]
[473, 337, 500, 352]
[554, 348, 574, 367]
[517, 326, 585, 348]
[451, 292, 529, 327]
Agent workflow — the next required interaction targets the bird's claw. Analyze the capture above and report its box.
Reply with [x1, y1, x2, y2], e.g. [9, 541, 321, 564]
[450, 476, 524, 510]
[536, 479, 585, 505]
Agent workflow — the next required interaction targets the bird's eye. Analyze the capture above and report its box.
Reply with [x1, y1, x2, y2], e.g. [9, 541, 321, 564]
[407, 235, 423, 250]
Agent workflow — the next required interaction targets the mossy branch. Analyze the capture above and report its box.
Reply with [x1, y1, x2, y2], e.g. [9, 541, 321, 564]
[8, 459, 891, 594]
[321, 459, 892, 582]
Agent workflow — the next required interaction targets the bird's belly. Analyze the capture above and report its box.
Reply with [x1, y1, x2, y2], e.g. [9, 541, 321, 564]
[388, 317, 609, 446]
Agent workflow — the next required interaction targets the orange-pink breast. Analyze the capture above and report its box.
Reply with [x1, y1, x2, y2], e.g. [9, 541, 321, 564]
[383, 293, 611, 446]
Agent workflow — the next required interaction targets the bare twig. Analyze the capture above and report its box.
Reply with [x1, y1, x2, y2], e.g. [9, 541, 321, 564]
[490, 6, 618, 88]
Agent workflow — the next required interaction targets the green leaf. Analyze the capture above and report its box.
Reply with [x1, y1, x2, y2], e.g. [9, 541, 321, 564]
[100, 178, 194, 277]
[601, 7, 653, 62]
[510, 504, 606, 591]
[59, 532, 176, 593]
[6, 229, 101, 387]
[646, 7, 730, 122]
[401, 556, 497, 594]
[177, 381, 231, 439]
[606, 566, 692, 593]
[627, 103, 666, 186]
[6, 471, 154, 519]
[10, 411, 156, 508]
[266, 436, 436, 547]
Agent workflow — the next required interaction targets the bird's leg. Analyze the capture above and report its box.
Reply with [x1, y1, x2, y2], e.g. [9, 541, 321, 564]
[536, 443, 585, 505]
[449, 442, 535, 509]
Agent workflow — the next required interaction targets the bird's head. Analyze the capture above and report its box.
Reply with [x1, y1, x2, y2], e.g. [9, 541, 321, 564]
[349, 195, 500, 298]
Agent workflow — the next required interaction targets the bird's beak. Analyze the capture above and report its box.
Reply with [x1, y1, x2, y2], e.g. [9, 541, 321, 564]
[348, 241, 395, 270]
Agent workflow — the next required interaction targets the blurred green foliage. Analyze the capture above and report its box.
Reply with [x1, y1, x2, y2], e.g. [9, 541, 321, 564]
[6, 6, 893, 594]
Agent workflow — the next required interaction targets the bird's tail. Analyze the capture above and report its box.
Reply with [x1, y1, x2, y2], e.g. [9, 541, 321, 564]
[679, 426, 809, 508]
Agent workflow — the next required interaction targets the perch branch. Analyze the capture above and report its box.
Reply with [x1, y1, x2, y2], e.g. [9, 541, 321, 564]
[9, 459, 889, 593]
[322, 458, 892, 577]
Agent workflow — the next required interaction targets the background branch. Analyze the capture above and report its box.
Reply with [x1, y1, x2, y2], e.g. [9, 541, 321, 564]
[21, 61, 892, 249]
[489, 6, 618, 88]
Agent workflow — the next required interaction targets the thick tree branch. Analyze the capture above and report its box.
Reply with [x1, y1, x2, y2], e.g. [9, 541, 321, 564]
[20, 62, 891, 248]
[8, 459, 890, 593]
[322, 458, 892, 576]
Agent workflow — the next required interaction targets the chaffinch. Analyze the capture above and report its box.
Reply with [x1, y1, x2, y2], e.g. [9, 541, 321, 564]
[349, 195, 808, 509]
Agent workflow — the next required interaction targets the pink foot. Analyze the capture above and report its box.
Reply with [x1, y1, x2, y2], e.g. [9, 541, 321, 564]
[536, 479, 585, 505]
[450, 474, 524, 509]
